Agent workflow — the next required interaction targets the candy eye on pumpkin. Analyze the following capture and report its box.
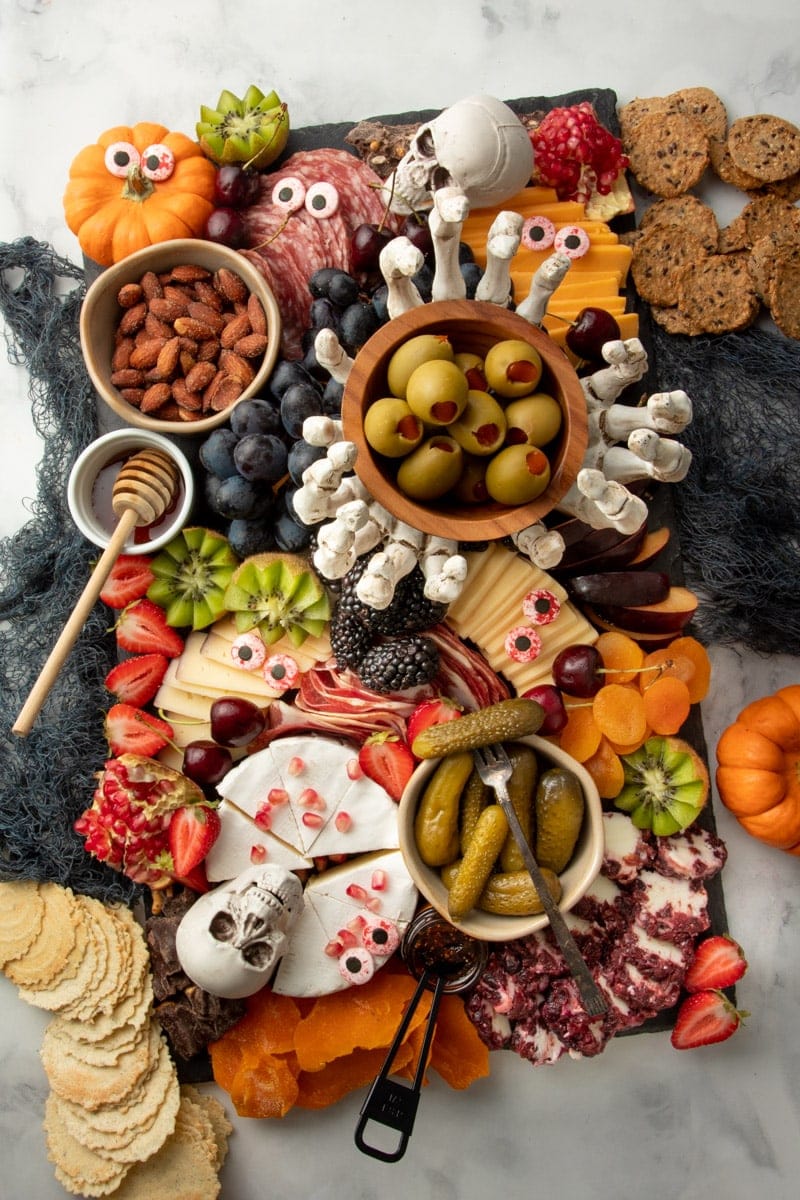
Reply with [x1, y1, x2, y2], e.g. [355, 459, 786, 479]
[103, 142, 140, 178]
[304, 181, 339, 219]
[554, 225, 590, 259]
[271, 176, 306, 213]
[521, 215, 556, 251]
[140, 143, 176, 182]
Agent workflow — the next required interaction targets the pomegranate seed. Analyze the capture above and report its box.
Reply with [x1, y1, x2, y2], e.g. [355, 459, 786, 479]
[268, 787, 289, 805]
[250, 844, 268, 864]
[301, 812, 324, 828]
[254, 804, 272, 831]
[346, 758, 363, 780]
[287, 756, 305, 776]
[365, 896, 383, 913]
[337, 927, 359, 948]
[334, 811, 352, 833]
[346, 883, 368, 902]
[329, 853, 349, 864]
[371, 869, 387, 891]
[347, 915, 367, 934]
[324, 938, 344, 957]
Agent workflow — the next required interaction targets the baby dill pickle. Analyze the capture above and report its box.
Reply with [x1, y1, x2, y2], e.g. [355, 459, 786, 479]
[459, 768, 489, 855]
[498, 743, 538, 873]
[414, 751, 474, 867]
[535, 767, 585, 874]
[410, 698, 544, 759]
[478, 866, 562, 916]
[447, 804, 509, 921]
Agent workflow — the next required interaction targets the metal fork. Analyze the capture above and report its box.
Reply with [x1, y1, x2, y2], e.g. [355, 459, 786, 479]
[472, 743, 607, 1018]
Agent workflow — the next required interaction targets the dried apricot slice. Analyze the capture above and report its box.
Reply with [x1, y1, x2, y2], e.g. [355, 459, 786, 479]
[583, 737, 626, 799]
[640, 647, 695, 693]
[230, 1052, 300, 1118]
[592, 683, 648, 746]
[642, 674, 692, 735]
[427, 994, 490, 1089]
[558, 704, 602, 762]
[663, 636, 711, 703]
[595, 630, 645, 683]
[296, 1044, 414, 1110]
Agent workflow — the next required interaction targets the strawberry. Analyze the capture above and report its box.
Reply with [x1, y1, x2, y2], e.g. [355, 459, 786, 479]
[99, 554, 155, 609]
[104, 654, 169, 707]
[115, 598, 185, 658]
[105, 703, 174, 757]
[168, 805, 221, 878]
[406, 696, 462, 754]
[684, 935, 748, 993]
[670, 989, 748, 1050]
[358, 732, 416, 802]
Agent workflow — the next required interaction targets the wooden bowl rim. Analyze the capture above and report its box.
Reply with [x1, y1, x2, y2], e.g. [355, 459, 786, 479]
[80, 239, 282, 436]
[341, 300, 587, 539]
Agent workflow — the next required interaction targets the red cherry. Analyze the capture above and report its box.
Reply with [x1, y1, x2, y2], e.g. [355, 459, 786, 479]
[565, 307, 621, 362]
[552, 644, 604, 698]
[521, 684, 568, 735]
[182, 740, 233, 787]
[210, 697, 266, 747]
[212, 165, 260, 209]
[204, 207, 246, 248]
[400, 213, 433, 258]
[350, 223, 394, 273]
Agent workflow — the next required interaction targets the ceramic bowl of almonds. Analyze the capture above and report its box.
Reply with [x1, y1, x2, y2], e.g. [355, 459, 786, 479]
[340, 299, 588, 541]
[80, 238, 281, 434]
[397, 727, 604, 942]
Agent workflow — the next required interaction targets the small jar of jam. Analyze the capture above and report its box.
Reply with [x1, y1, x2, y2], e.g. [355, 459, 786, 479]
[401, 905, 488, 994]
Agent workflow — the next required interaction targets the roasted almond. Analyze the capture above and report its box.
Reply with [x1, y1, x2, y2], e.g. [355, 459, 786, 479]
[172, 377, 202, 410]
[119, 388, 145, 407]
[193, 279, 224, 311]
[208, 375, 244, 412]
[214, 267, 249, 304]
[144, 312, 175, 339]
[219, 349, 255, 386]
[154, 336, 182, 379]
[140, 270, 164, 302]
[117, 283, 144, 309]
[247, 293, 268, 334]
[110, 368, 146, 388]
[170, 264, 211, 283]
[188, 301, 226, 334]
[234, 332, 268, 358]
[141, 382, 173, 413]
[174, 316, 217, 340]
[185, 361, 218, 394]
[220, 312, 252, 348]
[148, 297, 189, 322]
[118, 302, 148, 335]
[111, 339, 135, 371]
[129, 338, 167, 370]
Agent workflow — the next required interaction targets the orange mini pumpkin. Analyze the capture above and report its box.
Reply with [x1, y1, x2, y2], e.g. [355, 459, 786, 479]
[715, 684, 800, 855]
[63, 122, 217, 266]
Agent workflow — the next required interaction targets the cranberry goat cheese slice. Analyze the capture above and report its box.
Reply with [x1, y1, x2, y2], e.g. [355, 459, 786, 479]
[272, 850, 418, 997]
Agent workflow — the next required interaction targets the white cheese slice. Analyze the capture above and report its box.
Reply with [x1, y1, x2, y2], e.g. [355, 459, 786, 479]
[270, 899, 345, 996]
[216, 747, 302, 849]
[175, 632, 282, 698]
[205, 799, 311, 881]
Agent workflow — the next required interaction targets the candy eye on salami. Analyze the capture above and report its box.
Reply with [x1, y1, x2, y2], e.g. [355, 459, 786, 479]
[521, 215, 556, 251]
[139, 143, 176, 181]
[304, 181, 339, 219]
[553, 224, 590, 259]
[271, 176, 306, 213]
[103, 141, 141, 177]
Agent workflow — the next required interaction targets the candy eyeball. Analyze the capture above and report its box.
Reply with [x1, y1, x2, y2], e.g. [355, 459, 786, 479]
[305, 181, 340, 219]
[338, 945, 375, 985]
[263, 654, 300, 692]
[553, 225, 590, 259]
[231, 632, 267, 671]
[504, 625, 543, 664]
[104, 141, 140, 178]
[521, 215, 556, 251]
[271, 176, 306, 213]
[521, 588, 561, 626]
[140, 143, 176, 181]
[362, 918, 400, 958]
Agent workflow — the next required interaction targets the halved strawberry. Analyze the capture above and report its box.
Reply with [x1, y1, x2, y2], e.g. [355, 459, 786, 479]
[104, 654, 169, 707]
[358, 732, 416, 802]
[684, 935, 748, 993]
[100, 554, 155, 609]
[406, 696, 462, 755]
[168, 804, 221, 879]
[105, 703, 175, 757]
[115, 598, 185, 658]
[670, 989, 748, 1050]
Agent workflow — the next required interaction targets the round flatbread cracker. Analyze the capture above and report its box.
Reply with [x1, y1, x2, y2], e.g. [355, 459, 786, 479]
[632, 226, 711, 306]
[0, 880, 45, 966]
[639, 195, 719, 252]
[45, 1093, 131, 1197]
[676, 253, 760, 334]
[4, 884, 80, 988]
[58, 1034, 177, 1135]
[104, 1094, 222, 1200]
[179, 1087, 232, 1170]
[17, 906, 95, 1011]
[625, 112, 709, 198]
[42, 1015, 163, 1110]
[728, 114, 800, 183]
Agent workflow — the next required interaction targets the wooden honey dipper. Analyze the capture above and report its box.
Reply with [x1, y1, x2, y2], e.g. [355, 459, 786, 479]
[13, 448, 180, 737]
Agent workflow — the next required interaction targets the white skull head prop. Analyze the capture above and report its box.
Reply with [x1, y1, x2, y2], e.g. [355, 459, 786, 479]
[383, 94, 534, 214]
[175, 864, 303, 999]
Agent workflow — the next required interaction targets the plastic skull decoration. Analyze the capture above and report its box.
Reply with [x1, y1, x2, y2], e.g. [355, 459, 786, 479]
[175, 864, 304, 999]
[383, 93, 534, 214]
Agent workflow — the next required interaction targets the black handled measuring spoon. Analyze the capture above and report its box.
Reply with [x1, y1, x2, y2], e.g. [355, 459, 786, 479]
[354, 906, 488, 1163]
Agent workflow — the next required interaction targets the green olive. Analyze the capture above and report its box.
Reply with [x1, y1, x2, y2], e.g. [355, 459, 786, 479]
[363, 397, 424, 458]
[484, 338, 543, 398]
[453, 455, 490, 504]
[386, 333, 455, 398]
[396, 436, 464, 500]
[484, 443, 552, 504]
[448, 390, 507, 456]
[453, 351, 487, 390]
[406, 359, 469, 426]
[503, 392, 563, 447]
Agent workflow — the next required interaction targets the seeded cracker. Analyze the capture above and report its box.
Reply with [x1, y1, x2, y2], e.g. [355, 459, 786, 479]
[708, 135, 765, 191]
[649, 304, 699, 335]
[639, 195, 719, 252]
[727, 114, 800, 183]
[748, 232, 800, 301]
[631, 227, 711, 307]
[769, 249, 800, 339]
[676, 253, 760, 334]
[668, 87, 728, 142]
[739, 194, 800, 246]
[624, 112, 709, 198]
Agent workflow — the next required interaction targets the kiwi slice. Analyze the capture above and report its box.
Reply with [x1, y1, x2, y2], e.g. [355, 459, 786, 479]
[223, 553, 331, 647]
[147, 527, 239, 630]
[196, 85, 290, 168]
[615, 736, 709, 835]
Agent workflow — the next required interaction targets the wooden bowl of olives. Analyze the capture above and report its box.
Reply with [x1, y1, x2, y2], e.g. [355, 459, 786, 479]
[341, 300, 588, 540]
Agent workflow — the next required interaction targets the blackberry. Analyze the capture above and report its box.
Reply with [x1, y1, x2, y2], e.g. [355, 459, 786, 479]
[330, 607, 374, 670]
[338, 556, 447, 636]
[356, 635, 439, 694]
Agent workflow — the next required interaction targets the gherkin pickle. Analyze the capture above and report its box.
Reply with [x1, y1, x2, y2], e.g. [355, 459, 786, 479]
[535, 767, 585, 873]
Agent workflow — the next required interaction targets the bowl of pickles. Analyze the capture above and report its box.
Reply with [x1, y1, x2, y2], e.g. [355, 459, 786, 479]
[397, 726, 604, 942]
[340, 299, 588, 542]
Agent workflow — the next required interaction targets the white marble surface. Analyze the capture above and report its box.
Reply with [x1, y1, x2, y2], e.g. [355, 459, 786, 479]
[1, 2, 799, 1197]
